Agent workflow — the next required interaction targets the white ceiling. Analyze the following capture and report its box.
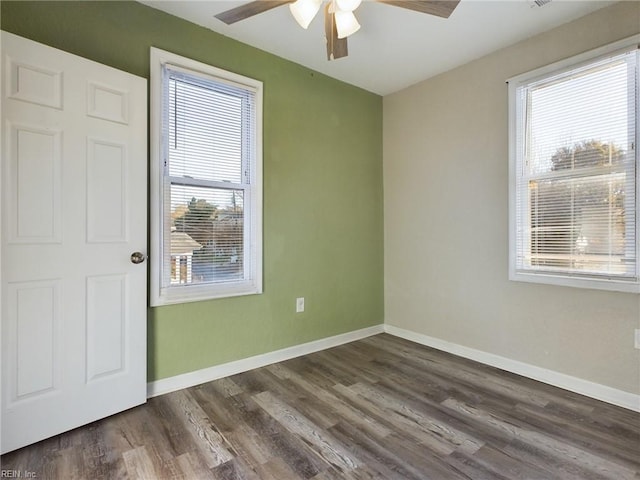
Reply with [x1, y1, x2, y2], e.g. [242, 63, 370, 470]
[140, 0, 615, 95]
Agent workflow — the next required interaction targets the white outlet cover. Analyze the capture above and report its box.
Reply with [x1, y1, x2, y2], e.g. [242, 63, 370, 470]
[635, 329, 640, 349]
[296, 297, 305, 313]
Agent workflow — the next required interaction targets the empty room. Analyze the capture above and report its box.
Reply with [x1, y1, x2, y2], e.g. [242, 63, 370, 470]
[1, 0, 639, 478]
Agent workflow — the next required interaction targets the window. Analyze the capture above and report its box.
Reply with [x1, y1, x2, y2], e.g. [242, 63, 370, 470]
[150, 48, 262, 306]
[508, 38, 639, 292]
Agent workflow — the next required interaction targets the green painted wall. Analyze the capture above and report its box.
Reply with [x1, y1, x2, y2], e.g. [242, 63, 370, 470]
[1, 1, 384, 381]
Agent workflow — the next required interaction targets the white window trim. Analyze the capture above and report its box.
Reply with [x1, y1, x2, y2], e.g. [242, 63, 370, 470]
[149, 47, 263, 306]
[508, 35, 640, 294]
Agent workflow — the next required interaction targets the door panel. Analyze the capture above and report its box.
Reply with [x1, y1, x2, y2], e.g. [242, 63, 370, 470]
[86, 274, 127, 381]
[86, 138, 128, 242]
[1, 31, 148, 454]
[7, 59, 63, 109]
[7, 280, 60, 402]
[7, 123, 62, 243]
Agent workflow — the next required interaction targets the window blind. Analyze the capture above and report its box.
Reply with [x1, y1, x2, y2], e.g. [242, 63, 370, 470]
[514, 48, 638, 282]
[162, 65, 256, 287]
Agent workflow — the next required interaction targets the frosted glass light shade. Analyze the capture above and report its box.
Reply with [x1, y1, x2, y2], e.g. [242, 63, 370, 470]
[289, 0, 323, 29]
[334, 10, 360, 38]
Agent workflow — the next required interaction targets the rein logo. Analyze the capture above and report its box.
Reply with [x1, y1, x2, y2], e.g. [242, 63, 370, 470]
[1, 471, 36, 478]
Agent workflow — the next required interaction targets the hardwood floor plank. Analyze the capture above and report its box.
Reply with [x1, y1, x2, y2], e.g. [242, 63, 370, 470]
[470, 444, 556, 480]
[310, 350, 380, 385]
[512, 401, 640, 467]
[326, 421, 430, 480]
[444, 450, 514, 480]
[333, 382, 457, 457]
[310, 464, 381, 480]
[2, 334, 638, 479]
[361, 336, 551, 408]
[213, 377, 245, 397]
[265, 364, 394, 439]
[227, 423, 274, 466]
[329, 421, 470, 480]
[122, 446, 161, 479]
[347, 381, 485, 455]
[236, 393, 330, 478]
[371, 374, 513, 451]
[164, 389, 235, 468]
[79, 422, 120, 478]
[502, 438, 618, 480]
[252, 390, 359, 472]
[211, 456, 262, 480]
[143, 396, 202, 460]
[441, 397, 638, 480]
[174, 452, 215, 480]
[252, 369, 338, 430]
[253, 457, 304, 480]
[193, 386, 329, 478]
[51, 447, 87, 480]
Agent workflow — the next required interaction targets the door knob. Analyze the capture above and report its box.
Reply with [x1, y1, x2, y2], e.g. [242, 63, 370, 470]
[130, 252, 146, 264]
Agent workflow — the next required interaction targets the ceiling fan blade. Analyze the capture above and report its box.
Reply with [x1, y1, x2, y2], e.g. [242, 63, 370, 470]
[324, 3, 348, 60]
[215, 0, 294, 25]
[376, 0, 460, 19]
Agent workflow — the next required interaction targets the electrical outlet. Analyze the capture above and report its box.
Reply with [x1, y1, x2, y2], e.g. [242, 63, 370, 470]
[635, 329, 640, 350]
[296, 297, 305, 313]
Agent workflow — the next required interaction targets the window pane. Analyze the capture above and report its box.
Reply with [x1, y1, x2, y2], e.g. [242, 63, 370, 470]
[528, 172, 630, 276]
[168, 74, 247, 184]
[526, 59, 629, 176]
[170, 185, 244, 285]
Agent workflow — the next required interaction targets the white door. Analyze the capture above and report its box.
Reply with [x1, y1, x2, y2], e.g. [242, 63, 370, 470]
[1, 31, 147, 454]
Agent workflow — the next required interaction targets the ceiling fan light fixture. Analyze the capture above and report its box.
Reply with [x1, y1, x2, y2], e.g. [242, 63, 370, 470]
[289, 0, 323, 29]
[215, 0, 461, 61]
[334, 9, 360, 38]
[335, 0, 362, 12]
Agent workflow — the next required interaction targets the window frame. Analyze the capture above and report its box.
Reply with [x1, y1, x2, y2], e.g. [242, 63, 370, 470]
[508, 36, 640, 293]
[150, 48, 263, 306]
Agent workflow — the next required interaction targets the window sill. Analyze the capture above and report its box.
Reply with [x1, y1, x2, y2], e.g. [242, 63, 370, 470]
[509, 270, 640, 294]
[150, 281, 262, 307]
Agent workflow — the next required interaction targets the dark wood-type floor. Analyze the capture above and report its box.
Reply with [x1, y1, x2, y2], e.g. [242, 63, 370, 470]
[2, 333, 639, 479]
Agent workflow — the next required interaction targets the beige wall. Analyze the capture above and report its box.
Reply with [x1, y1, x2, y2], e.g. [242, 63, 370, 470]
[383, 1, 640, 395]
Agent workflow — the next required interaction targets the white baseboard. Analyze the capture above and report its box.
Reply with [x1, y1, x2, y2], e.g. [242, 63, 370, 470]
[147, 321, 639, 413]
[384, 324, 640, 413]
[147, 324, 385, 398]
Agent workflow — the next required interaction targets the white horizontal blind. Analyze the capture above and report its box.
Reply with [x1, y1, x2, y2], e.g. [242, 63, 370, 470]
[514, 48, 638, 282]
[162, 65, 256, 288]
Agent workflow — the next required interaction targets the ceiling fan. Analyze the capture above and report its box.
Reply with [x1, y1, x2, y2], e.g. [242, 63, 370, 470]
[215, 0, 461, 60]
